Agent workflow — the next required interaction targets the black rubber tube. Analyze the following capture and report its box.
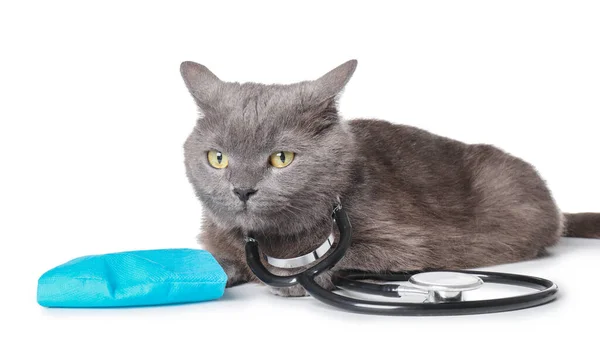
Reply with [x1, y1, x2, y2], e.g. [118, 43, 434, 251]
[245, 203, 559, 316]
[303, 270, 558, 316]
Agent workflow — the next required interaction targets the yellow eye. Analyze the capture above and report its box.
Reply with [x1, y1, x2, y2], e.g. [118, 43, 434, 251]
[207, 150, 229, 169]
[269, 151, 295, 168]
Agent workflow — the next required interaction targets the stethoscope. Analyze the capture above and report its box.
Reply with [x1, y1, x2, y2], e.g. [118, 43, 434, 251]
[244, 201, 559, 316]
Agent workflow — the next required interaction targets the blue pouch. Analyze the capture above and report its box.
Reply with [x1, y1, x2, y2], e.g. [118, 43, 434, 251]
[37, 248, 227, 308]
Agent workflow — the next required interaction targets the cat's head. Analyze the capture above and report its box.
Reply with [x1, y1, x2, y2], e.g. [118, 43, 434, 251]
[180, 60, 357, 234]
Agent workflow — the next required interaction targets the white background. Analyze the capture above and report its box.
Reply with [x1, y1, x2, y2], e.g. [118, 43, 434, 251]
[1, 1, 599, 361]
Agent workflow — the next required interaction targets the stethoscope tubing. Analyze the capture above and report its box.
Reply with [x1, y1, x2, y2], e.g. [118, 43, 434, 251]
[245, 204, 559, 316]
[308, 270, 558, 316]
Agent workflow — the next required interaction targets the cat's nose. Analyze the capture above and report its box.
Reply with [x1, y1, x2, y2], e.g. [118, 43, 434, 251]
[233, 188, 258, 202]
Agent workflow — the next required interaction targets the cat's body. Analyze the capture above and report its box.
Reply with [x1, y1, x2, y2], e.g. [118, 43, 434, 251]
[180, 60, 600, 296]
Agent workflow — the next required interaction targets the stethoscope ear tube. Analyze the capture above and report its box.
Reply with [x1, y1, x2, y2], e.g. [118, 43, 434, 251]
[245, 240, 299, 288]
[244, 205, 353, 288]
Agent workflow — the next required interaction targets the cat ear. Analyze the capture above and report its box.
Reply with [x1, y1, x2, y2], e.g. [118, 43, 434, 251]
[310, 59, 357, 102]
[180, 61, 222, 110]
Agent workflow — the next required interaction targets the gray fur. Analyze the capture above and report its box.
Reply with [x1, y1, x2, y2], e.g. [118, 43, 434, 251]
[180, 60, 600, 297]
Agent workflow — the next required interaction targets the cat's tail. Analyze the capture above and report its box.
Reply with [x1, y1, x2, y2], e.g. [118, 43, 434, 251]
[563, 213, 600, 238]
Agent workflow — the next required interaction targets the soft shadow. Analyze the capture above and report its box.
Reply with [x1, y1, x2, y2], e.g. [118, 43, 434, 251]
[547, 237, 600, 256]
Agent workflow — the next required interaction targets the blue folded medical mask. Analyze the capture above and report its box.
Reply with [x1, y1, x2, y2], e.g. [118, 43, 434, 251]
[37, 248, 227, 308]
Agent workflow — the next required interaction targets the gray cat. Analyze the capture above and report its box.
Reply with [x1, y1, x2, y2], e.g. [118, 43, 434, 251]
[180, 59, 600, 297]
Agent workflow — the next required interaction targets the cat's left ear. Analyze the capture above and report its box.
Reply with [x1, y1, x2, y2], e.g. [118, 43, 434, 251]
[310, 59, 357, 102]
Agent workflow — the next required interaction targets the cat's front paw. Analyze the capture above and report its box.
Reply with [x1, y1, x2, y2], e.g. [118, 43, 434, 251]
[267, 271, 334, 297]
[269, 284, 308, 297]
[217, 259, 251, 288]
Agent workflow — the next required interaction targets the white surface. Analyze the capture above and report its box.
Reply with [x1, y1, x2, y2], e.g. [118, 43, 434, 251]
[12, 238, 600, 362]
[1, 1, 600, 361]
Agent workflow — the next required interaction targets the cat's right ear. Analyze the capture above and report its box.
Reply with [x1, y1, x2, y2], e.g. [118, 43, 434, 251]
[180, 61, 221, 110]
[310, 59, 358, 102]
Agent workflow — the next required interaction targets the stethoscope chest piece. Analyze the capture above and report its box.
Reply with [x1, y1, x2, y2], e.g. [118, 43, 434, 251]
[409, 271, 484, 302]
